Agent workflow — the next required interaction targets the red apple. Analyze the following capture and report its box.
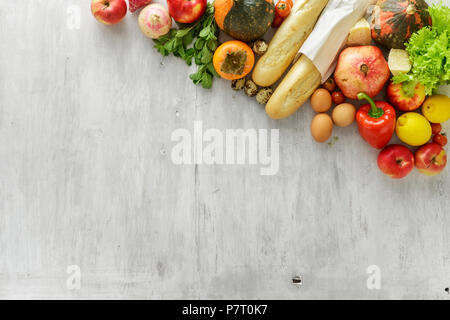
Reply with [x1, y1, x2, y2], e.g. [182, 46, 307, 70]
[91, 0, 127, 25]
[334, 46, 390, 100]
[415, 143, 447, 176]
[387, 81, 426, 112]
[377, 144, 415, 179]
[167, 0, 207, 24]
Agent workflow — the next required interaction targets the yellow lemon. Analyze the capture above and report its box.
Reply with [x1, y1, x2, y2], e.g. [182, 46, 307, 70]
[422, 94, 450, 123]
[396, 112, 432, 146]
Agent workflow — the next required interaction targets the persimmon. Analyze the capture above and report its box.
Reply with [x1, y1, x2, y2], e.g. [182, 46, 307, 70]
[213, 40, 255, 80]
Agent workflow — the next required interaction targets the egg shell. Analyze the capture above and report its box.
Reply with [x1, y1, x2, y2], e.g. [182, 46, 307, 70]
[310, 88, 332, 113]
[311, 113, 333, 143]
[332, 103, 356, 127]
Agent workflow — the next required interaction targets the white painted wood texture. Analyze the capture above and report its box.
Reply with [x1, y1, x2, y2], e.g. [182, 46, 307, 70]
[0, 0, 449, 299]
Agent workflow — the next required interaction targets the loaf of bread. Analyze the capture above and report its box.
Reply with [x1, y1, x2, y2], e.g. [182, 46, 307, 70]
[265, 55, 321, 119]
[252, 0, 328, 87]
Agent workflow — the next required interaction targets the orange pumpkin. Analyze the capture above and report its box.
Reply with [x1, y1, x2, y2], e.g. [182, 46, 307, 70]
[213, 40, 255, 81]
[370, 0, 431, 49]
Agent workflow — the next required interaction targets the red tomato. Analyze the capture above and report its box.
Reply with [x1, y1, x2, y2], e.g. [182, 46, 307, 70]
[272, 15, 284, 28]
[332, 91, 346, 105]
[433, 133, 448, 147]
[322, 78, 336, 92]
[275, 1, 291, 18]
[431, 123, 442, 135]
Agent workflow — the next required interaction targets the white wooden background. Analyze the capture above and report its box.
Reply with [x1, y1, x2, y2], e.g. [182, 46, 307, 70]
[0, 0, 449, 299]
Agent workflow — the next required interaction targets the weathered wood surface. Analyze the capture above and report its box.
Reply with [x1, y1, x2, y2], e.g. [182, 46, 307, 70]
[0, 0, 449, 299]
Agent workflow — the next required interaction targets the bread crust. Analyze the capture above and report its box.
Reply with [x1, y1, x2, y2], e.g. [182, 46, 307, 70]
[252, 0, 328, 87]
[265, 55, 321, 119]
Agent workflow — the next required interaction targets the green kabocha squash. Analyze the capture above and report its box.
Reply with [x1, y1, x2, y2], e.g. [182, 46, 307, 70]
[215, 0, 275, 42]
[370, 0, 431, 49]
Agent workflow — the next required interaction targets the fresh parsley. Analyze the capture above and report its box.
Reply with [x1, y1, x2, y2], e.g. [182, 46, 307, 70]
[153, 3, 219, 89]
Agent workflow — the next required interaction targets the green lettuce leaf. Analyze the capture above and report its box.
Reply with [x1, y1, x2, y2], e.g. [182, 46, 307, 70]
[392, 3, 450, 96]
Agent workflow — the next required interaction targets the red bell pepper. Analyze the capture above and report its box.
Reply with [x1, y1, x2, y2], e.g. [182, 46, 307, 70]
[356, 92, 396, 149]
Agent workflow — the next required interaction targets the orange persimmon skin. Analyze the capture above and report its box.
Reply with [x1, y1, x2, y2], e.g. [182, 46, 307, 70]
[213, 40, 255, 81]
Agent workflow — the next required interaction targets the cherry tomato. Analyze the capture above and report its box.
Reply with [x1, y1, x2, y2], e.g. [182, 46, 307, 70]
[272, 15, 284, 28]
[286, 0, 294, 7]
[322, 78, 336, 92]
[331, 91, 346, 105]
[433, 133, 447, 147]
[431, 123, 442, 135]
[275, 1, 291, 18]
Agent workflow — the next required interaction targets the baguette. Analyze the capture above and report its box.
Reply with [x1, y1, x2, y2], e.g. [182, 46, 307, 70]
[266, 55, 321, 120]
[252, 0, 328, 87]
